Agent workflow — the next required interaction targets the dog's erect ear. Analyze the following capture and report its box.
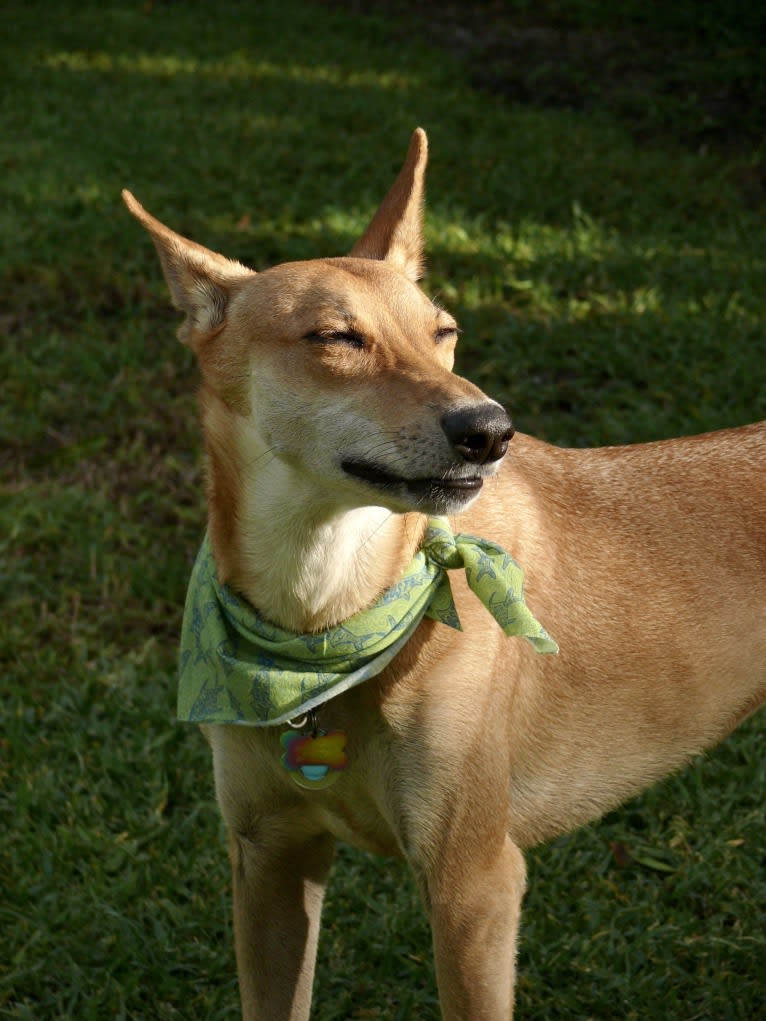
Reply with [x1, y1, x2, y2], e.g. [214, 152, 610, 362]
[349, 128, 427, 281]
[122, 190, 253, 347]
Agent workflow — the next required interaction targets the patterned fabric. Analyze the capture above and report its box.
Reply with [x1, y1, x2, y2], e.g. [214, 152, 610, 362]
[178, 517, 557, 726]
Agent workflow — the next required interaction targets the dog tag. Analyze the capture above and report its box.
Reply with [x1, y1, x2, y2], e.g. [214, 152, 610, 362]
[280, 729, 348, 790]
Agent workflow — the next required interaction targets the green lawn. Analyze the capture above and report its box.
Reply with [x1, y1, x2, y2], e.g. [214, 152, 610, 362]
[1, 2, 764, 1019]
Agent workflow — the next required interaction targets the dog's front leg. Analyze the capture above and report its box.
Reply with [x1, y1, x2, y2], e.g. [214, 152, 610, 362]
[422, 835, 526, 1021]
[228, 825, 336, 1021]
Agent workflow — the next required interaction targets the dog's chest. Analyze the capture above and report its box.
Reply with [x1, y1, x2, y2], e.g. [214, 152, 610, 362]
[311, 796, 402, 857]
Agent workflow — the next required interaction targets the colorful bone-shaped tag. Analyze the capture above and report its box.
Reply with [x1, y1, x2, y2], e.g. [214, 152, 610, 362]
[280, 729, 348, 790]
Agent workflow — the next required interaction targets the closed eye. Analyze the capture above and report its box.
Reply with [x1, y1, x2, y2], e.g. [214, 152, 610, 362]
[435, 325, 459, 344]
[304, 329, 366, 350]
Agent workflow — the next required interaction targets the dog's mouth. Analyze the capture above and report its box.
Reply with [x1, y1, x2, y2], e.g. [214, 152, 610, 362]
[341, 458, 484, 510]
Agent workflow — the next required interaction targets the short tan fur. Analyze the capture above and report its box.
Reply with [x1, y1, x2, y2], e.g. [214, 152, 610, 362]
[124, 128, 765, 1020]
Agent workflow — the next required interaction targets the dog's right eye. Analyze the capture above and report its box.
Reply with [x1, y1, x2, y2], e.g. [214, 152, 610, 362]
[304, 330, 366, 350]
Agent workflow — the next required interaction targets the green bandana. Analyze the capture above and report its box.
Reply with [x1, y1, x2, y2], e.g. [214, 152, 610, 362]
[178, 517, 557, 726]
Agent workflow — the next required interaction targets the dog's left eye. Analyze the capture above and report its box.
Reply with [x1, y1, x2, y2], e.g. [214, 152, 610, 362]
[304, 330, 366, 350]
[435, 326, 459, 344]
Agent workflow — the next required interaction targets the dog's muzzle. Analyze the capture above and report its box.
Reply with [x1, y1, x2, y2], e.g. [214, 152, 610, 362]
[340, 401, 514, 512]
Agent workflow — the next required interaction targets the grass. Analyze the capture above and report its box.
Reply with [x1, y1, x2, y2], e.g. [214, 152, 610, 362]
[1, 1, 764, 1018]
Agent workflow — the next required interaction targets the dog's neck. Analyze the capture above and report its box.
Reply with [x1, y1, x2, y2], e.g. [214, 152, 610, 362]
[203, 412, 426, 633]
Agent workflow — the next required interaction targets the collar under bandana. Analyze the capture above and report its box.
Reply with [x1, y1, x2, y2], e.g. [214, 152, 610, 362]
[178, 517, 557, 727]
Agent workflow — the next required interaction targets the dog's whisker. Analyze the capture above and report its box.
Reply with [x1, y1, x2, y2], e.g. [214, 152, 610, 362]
[241, 446, 280, 473]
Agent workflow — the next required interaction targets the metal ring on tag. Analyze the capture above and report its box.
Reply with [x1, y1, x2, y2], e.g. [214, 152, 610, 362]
[286, 708, 319, 734]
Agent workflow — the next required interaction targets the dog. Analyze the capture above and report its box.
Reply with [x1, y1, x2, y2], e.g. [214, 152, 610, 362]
[123, 128, 765, 1021]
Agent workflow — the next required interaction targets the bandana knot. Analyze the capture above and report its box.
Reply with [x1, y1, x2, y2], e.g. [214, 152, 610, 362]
[178, 516, 556, 726]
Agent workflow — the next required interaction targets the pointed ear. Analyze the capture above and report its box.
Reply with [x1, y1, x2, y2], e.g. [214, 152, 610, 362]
[349, 127, 428, 281]
[122, 190, 253, 347]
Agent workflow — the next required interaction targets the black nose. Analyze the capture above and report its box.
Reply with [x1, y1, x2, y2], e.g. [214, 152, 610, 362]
[440, 403, 514, 465]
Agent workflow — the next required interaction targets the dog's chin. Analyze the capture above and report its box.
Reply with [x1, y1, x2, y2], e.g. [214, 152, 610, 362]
[340, 459, 486, 515]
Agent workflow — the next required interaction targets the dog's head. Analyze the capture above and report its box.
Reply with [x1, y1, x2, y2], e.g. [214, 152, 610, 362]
[124, 129, 513, 518]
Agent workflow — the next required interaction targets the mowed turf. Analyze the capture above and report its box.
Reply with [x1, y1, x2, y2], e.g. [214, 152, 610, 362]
[1, 2, 764, 1019]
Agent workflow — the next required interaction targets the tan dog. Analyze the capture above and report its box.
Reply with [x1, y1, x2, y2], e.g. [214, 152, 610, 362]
[123, 129, 766, 1021]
